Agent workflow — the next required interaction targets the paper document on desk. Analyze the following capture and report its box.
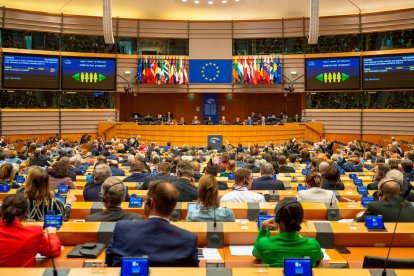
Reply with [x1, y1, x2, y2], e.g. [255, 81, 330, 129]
[199, 248, 222, 260]
[36, 246, 65, 259]
[229, 245, 254, 256]
[337, 219, 355, 224]
[321, 248, 331, 261]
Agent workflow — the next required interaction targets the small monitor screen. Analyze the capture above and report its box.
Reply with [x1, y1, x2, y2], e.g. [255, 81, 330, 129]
[257, 215, 274, 229]
[305, 57, 360, 91]
[55, 195, 67, 204]
[61, 57, 116, 90]
[58, 184, 69, 194]
[357, 186, 368, 195]
[129, 195, 143, 208]
[363, 54, 414, 89]
[187, 203, 201, 214]
[0, 184, 11, 193]
[284, 258, 312, 276]
[121, 257, 149, 276]
[361, 196, 374, 207]
[365, 215, 385, 231]
[2, 54, 60, 89]
[43, 215, 63, 229]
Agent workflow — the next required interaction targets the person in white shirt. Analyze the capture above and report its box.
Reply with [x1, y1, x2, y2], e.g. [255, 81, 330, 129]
[296, 171, 338, 204]
[220, 168, 266, 203]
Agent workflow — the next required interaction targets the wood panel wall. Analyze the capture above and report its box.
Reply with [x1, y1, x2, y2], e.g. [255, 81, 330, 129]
[119, 93, 302, 122]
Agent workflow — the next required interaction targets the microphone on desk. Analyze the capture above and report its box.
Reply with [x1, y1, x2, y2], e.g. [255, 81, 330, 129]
[382, 184, 413, 276]
[47, 228, 58, 276]
[329, 180, 339, 207]
[213, 207, 217, 228]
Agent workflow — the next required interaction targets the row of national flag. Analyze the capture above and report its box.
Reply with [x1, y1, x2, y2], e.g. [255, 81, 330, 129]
[232, 56, 282, 85]
[137, 56, 188, 85]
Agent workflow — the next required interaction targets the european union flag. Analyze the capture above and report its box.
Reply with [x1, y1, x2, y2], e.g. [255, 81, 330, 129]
[189, 59, 232, 84]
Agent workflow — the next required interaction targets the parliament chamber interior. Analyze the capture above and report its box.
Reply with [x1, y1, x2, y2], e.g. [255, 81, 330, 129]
[0, 0, 414, 275]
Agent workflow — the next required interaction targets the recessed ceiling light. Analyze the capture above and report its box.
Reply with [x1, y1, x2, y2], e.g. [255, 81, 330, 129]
[194, 0, 199, 3]
[182, 0, 187, 2]
[222, 0, 227, 3]
[208, 0, 213, 4]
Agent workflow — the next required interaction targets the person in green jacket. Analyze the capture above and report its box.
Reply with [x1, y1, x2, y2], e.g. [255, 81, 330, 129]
[252, 199, 324, 267]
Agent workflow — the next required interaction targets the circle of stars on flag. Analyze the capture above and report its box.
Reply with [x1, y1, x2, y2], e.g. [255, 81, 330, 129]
[201, 62, 220, 82]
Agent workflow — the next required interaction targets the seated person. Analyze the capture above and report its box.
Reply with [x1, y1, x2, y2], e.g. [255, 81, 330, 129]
[21, 168, 76, 221]
[356, 177, 414, 222]
[191, 116, 201, 125]
[86, 177, 143, 222]
[219, 160, 236, 177]
[297, 172, 338, 204]
[252, 199, 323, 267]
[204, 116, 213, 125]
[109, 160, 125, 176]
[367, 163, 390, 190]
[219, 116, 228, 125]
[186, 175, 235, 222]
[321, 164, 344, 190]
[141, 162, 177, 190]
[173, 161, 198, 202]
[178, 117, 186, 125]
[278, 155, 295, 173]
[0, 194, 62, 267]
[123, 161, 151, 185]
[106, 181, 199, 267]
[205, 163, 228, 190]
[0, 163, 20, 189]
[251, 162, 285, 190]
[233, 117, 243, 125]
[48, 161, 76, 191]
[220, 168, 265, 203]
[341, 156, 363, 172]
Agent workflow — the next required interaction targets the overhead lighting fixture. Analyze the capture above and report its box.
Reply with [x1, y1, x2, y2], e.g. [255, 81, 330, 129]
[208, 0, 213, 4]
[222, 0, 227, 3]
[194, 0, 199, 3]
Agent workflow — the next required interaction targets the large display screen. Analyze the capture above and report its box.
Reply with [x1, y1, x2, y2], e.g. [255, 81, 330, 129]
[363, 54, 414, 89]
[62, 57, 116, 90]
[305, 57, 360, 91]
[2, 54, 60, 89]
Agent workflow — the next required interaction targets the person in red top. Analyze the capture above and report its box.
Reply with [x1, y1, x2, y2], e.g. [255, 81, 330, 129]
[0, 194, 62, 267]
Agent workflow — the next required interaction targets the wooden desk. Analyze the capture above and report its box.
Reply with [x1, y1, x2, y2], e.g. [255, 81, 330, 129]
[37, 246, 106, 268]
[1, 267, 413, 275]
[69, 201, 364, 220]
[340, 247, 414, 268]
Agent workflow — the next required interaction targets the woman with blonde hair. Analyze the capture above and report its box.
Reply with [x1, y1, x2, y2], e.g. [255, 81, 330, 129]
[21, 168, 76, 221]
[186, 174, 235, 222]
[220, 160, 237, 177]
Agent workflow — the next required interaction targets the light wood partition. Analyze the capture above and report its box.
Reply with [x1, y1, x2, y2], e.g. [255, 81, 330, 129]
[303, 109, 414, 144]
[98, 122, 323, 146]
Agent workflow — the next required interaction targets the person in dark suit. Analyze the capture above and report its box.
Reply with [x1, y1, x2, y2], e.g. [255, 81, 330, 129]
[106, 180, 199, 267]
[219, 116, 228, 125]
[244, 156, 260, 173]
[367, 163, 390, 190]
[140, 162, 177, 190]
[191, 161, 203, 182]
[245, 116, 253, 126]
[123, 161, 151, 186]
[106, 150, 120, 162]
[341, 156, 363, 172]
[173, 161, 198, 202]
[86, 177, 143, 222]
[84, 164, 129, 202]
[356, 178, 414, 222]
[204, 116, 213, 125]
[109, 160, 126, 177]
[401, 159, 414, 182]
[278, 155, 295, 173]
[251, 162, 285, 190]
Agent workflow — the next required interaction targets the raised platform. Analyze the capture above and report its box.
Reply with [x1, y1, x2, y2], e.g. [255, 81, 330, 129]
[98, 122, 323, 146]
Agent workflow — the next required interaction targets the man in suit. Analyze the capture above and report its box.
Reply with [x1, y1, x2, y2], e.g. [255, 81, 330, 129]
[356, 178, 414, 222]
[140, 162, 177, 190]
[109, 160, 126, 176]
[84, 164, 113, 202]
[219, 116, 228, 125]
[245, 116, 253, 126]
[233, 118, 243, 125]
[106, 180, 199, 267]
[244, 156, 260, 173]
[173, 161, 198, 202]
[106, 150, 119, 162]
[367, 163, 390, 190]
[251, 162, 285, 190]
[341, 156, 363, 172]
[259, 116, 267, 126]
[401, 159, 414, 182]
[192, 116, 201, 125]
[86, 177, 143, 222]
[191, 161, 203, 182]
[278, 155, 295, 173]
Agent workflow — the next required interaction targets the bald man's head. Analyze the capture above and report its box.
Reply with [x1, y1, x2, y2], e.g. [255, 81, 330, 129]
[379, 179, 401, 198]
[147, 180, 179, 217]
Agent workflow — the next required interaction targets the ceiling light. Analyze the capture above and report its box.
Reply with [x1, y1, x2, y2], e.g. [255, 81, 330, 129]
[208, 0, 213, 4]
[222, 0, 227, 3]
[182, 0, 187, 2]
[194, 0, 199, 3]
